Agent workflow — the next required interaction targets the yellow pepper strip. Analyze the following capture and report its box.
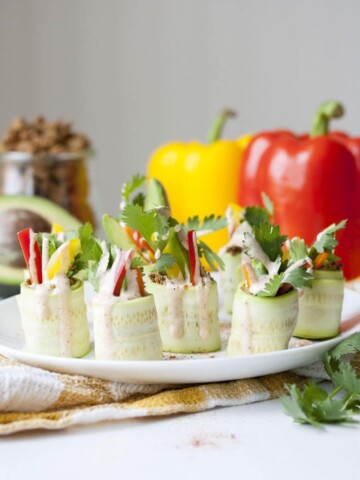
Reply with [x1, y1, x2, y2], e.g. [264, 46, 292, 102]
[147, 110, 253, 257]
[242, 264, 252, 289]
[46, 238, 81, 279]
[51, 223, 64, 234]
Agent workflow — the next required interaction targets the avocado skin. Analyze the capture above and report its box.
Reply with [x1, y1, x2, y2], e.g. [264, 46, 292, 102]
[144, 178, 169, 211]
[0, 195, 80, 291]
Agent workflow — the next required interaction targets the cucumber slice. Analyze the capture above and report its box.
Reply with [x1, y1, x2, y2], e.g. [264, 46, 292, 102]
[293, 270, 345, 339]
[227, 286, 299, 355]
[219, 251, 243, 313]
[146, 280, 221, 353]
[92, 294, 163, 360]
[17, 279, 90, 357]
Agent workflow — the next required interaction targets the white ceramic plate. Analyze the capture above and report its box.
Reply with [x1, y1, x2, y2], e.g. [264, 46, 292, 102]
[0, 287, 359, 385]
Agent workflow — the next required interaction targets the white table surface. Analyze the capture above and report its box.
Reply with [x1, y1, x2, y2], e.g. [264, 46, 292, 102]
[1, 386, 359, 480]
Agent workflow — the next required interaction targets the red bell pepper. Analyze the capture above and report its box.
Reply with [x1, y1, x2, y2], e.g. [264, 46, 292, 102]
[113, 250, 134, 296]
[238, 101, 359, 279]
[188, 230, 200, 286]
[17, 228, 43, 284]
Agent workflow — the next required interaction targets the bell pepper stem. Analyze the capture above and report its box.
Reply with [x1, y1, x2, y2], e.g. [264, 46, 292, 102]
[207, 109, 237, 143]
[310, 101, 344, 137]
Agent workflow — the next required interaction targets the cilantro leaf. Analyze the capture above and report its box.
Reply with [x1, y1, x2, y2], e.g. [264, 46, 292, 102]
[283, 267, 313, 290]
[281, 382, 355, 427]
[282, 333, 360, 427]
[121, 174, 147, 205]
[243, 206, 270, 228]
[70, 222, 102, 278]
[252, 259, 268, 277]
[132, 192, 145, 207]
[257, 273, 284, 297]
[281, 384, 318, 426]
[121, 204, 169, 250]
[198, 240, 225, 271]
[131, 257, 146, 268]
[253, 223, 287, 262]
[152, 253, 176, 273]
[312, 220, 347, 254]
[185, 214, 227, 233]
[324, 333, 360, 393]
[288, 238, 308, 262]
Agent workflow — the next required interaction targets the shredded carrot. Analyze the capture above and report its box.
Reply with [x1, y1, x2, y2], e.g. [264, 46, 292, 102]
[242, 264, 251, 289]
[124, 226, 136, 243]
[313, 251, 329, 269]
[135, 267, 145, 296]
[124, 226, 154, 254]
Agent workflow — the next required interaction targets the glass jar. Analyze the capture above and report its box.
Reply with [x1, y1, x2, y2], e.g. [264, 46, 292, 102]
[0, 151, 97, 297]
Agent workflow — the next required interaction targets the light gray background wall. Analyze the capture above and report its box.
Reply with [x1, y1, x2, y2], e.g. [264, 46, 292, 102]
[0, 0, 359, 217]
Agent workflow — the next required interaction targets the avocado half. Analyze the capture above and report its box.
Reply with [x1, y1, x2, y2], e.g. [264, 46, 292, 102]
[0, 195, 81, 290]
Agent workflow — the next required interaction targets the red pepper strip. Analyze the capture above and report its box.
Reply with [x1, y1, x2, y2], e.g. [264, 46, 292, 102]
[113, 250, 134, 296]
[187, 230, 200, 286]
[17, 228, 43, 284]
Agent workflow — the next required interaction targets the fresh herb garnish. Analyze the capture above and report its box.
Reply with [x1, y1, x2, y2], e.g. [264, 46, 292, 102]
[152, 253, 177, 274]
[70, 223, 102, 278]
[243, 206, 271, 228]
[121, 174, 147, 206]
[198, 239, 225, 271]
[242, 222, 312, 296]
[312, 220, 347, 253]
[186, 214, 227, 234]
[288, 220, 346, 270]
[281, 333, 360, 427]
[252, 223, 287, 262]
[121, 204, 169, 251]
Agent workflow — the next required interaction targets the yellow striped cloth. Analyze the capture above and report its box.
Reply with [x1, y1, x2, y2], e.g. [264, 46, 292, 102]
[0, 354, 320, 436]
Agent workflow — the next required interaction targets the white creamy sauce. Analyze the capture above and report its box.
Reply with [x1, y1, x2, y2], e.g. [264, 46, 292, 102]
[28, 230, 38, 284]
[165, 277, 213, 340]
[196, 282, 211, 340]
[154, 249, 161, 260]
[93, 293, 117, 360]
[57, 232, 65, 242]
[100, 249, 123, 295]
[219, 220, 252, 256]
[166, 284, 185, 338]
[35, 282, 51, 321]
[53, 274, 72, 357]
[120, 270, 141, 301]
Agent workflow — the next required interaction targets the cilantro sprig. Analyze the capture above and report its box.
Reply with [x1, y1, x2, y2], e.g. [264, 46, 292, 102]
[185, 214, 227, 234]
[70, 223, 102, 278]
[281, 333, 360, 427]
[121, 204, 169, 251]
[241, 221, 312, 296]
[288, 220, 346, 270]
[121, 174, 147, 207]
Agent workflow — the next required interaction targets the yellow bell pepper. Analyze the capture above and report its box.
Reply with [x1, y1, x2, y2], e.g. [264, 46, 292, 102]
[147, 110, 253, 256]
